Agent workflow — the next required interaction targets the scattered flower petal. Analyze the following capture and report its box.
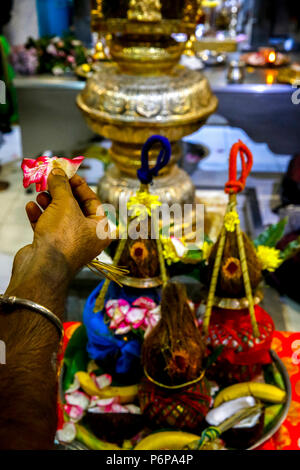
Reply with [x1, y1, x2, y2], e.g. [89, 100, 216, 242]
[94, 373, 112, 390]
[56, 422, 76, 443]
[65, 391, 90, 410]
[64, 404, 84, 422]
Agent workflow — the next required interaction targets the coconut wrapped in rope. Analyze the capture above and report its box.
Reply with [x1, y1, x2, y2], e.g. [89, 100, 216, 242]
[118, 216, 160, 279]
[139, 282, 210, 431]
[142, 281, 204, 386]
[208, 231, 262, 299]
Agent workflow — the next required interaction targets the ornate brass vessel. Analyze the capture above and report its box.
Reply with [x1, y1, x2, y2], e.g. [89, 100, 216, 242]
[77, 0, 218, 206]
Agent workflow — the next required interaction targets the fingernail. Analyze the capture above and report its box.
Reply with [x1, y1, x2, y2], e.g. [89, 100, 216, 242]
[51, 168, 65, 176]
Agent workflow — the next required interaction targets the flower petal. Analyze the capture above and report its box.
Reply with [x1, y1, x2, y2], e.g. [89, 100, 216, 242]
[95, 373, 112, 390]
[65, 391, 90, 410]
[64, 404, 84, 422]
[132, 297, 156, 310]
[126, 307, 147, 325]
[111, 403, 129, 413]
[115, 325, 131, 335]
[125, 404, 141, 414]
[56, 422, 76, 443]
[171, 237, 188, 258]
[21, 156, 84, 192]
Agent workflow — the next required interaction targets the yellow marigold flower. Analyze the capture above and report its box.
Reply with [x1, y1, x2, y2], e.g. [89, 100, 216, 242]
[161, 238, 180, 265]
[256, 245, 283, 272]
[127, 191, 161, 219]
[224, 210, 240, 232]
[201, 241, 213, 260]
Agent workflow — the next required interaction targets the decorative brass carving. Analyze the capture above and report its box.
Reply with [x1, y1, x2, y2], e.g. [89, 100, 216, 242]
[127, 0, 162, 22]
[77, 0, 218, 207]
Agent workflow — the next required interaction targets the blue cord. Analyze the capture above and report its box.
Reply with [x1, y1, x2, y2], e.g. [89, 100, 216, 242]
[137, 135, 171, 184]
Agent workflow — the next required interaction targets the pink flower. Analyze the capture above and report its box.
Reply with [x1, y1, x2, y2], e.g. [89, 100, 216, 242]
[105, 297, 160, 335]
[88, 397, 131, 414]
[56, 422, 76, 443]
[67, 55, 75, 64]
[64, 404, 84, 422]
[21, 156, 84, 192]
[65, 391, 90, 410]
[132, 297, 156, 310]
[94, 373, 112, 390]
[125, 307, 147, 329]
[144, 306, 161, 337]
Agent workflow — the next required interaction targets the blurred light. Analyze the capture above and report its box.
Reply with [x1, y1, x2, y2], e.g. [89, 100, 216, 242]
[268, 51, 276, 63]
[284, 38, 294, 52]
[266, 72, 275, 85]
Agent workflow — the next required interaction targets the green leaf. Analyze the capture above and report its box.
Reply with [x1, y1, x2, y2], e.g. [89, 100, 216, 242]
[254, 218, 287, 248]
[280, 238, 300, 261]
[63, 325, 89, 391]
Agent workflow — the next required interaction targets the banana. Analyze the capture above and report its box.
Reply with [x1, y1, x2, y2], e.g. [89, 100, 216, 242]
[75, 371, 138, 404]
[134, 431, 201, 450]
[76, 424, 121, 450]
[214, 382, 286, 408]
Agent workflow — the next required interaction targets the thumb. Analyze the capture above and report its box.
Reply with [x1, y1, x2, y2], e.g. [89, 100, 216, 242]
[47, 168, 72, 200]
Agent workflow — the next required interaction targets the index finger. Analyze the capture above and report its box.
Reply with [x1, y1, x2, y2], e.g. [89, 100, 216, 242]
[69, 174, 105, 218]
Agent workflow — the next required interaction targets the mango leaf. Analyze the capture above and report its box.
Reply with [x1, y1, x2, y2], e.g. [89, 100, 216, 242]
[280, 238, 300, 261]
[253, 218, 287, 248]
[63, 325, 89, 391]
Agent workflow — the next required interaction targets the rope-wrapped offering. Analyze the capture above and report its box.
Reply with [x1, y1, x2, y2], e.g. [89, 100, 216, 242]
[139, 282, 211, 431]
[203, 141, 260, 338]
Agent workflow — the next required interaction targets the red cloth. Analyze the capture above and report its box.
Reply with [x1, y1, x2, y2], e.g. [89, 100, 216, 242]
[206, 305, 274, 365]
[60, 323, 300, 449]
[257, 331, 300, 450]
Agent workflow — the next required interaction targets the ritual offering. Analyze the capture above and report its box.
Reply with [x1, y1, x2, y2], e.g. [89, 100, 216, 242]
[81, 136, 172, 384]
[201, 141, 275, 384]
[56, 137, 291, 451]
[139, 281, 211, 431]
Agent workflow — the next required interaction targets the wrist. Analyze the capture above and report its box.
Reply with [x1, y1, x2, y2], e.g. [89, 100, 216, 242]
[5, 243, 73, 317]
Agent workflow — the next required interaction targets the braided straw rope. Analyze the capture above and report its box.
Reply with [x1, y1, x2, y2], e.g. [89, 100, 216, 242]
[203, 141, 259, 338]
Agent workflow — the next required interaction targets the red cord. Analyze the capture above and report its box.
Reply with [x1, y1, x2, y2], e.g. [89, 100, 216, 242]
[225, 140, 253, 194]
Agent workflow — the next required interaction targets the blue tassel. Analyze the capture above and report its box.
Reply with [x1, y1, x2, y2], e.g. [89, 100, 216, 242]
[137, 135, 171, 184]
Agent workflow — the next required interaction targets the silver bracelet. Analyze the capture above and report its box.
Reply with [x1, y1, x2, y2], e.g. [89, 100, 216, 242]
[0, 294, 64, 340]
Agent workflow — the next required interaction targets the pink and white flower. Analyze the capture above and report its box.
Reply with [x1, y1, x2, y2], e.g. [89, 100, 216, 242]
[21, 155, 84, 192]
[94, 373, 112, 390]
[88, 397, 141, 414]
[65, 391, 90, 410]
[105, 297, 160, 335]
[56, 422, 76, 443]
[132, 297, 156, 310]
[64, 404, 84, 422]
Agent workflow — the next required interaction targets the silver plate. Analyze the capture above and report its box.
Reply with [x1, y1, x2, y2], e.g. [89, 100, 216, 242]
[248, 349, 291, 450]
[57, 350, 291, 450]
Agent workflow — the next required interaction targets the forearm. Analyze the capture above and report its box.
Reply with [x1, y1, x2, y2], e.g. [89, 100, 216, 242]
[0, 245, 72, 449]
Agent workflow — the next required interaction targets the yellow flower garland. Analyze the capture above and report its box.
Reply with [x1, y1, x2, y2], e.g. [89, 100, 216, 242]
[256, 245, 283, 272]
[224, 210, 240, 232]
[127, 191, 161, 219]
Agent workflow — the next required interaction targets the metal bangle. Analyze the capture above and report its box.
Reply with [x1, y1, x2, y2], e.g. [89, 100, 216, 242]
[0, 294, 63, 340]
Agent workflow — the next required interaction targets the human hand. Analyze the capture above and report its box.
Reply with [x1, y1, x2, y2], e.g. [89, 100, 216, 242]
[26, 169, 111, 273]
[6, 169, 110, 310]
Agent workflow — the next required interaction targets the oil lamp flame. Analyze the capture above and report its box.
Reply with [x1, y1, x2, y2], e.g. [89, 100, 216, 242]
[268, 51, 276, 64]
